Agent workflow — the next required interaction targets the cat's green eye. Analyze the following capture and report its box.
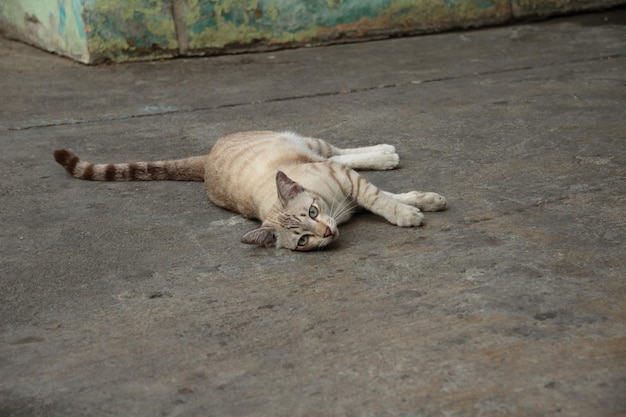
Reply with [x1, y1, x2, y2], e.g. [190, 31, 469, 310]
[298, 235, 309, 246]
[308, 205, 319, 219]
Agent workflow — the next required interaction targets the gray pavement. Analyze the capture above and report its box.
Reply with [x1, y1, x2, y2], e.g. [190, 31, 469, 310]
[1, 8, 625, 417]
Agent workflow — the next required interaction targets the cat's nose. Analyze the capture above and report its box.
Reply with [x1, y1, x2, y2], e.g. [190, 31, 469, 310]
[324, 227, 333, 238]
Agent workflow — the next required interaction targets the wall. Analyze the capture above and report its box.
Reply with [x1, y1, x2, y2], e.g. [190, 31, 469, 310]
[0, 0, 623, 64]
[0, 0, 90, 62]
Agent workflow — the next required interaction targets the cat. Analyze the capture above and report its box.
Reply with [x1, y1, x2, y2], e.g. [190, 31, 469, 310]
[54, 131, 447, 251]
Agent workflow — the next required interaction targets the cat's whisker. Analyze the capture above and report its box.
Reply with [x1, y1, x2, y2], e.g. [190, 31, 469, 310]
[330, 193, 352, 220]
[332, 200, 350, 220]
[330, 193, 358, 221]
[330, 191, 350, 218]
[332, 203, 347, 220]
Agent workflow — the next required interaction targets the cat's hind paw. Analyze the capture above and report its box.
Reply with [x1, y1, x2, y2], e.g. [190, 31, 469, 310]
[370, 144, 397, 155]
[330, 151, 399, 170]
[370, 151, 399, 170]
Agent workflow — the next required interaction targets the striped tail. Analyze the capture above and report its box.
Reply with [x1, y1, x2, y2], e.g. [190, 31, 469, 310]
[53, 149, 206, 181]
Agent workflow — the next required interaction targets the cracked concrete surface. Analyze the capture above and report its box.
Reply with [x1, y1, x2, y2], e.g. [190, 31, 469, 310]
[1, 9, 625, 417]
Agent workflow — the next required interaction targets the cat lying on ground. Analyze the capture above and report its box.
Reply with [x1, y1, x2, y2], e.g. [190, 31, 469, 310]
[54, 131, 447, 251]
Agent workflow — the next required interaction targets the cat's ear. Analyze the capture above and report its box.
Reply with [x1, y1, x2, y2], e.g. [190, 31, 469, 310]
[276, 171, 304, 206]
[241, 226, 277, 248]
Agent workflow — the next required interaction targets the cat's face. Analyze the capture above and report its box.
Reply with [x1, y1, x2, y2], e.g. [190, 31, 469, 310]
[241, 172, 339, 251]
[275, 192, 338, 251]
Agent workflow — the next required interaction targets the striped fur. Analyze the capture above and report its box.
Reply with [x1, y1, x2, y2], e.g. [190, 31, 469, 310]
[54, 131, 447, 251]
[53, 150, 206, 181]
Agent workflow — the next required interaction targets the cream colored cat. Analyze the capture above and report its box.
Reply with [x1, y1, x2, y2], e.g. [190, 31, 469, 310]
[54, 131, 447, 251]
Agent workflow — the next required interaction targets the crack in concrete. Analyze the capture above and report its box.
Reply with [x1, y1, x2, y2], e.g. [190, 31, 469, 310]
[6, 53, 623, 132]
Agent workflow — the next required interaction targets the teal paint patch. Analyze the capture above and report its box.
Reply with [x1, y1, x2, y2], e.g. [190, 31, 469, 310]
[476, 0, 498, 10]
[85, 1, 176, 51]
[220, 4, 250, 27]
[319, 0, 390, 25]
[187, 0, 392, 36]
[58, 0, 67, 35]
[95, 12, 171, 48]
[73, 0, 86, 40]
[188, 2, 218, 34]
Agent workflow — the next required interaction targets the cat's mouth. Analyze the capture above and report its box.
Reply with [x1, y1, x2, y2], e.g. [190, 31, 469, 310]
[313, 236, 339, 251]
[321, 220, 338, 239]
[320, 226, 339, 248]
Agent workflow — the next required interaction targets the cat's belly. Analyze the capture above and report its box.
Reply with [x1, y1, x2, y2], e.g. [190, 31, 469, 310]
[203, 133, 326, 220]
[204, 170, 273, 220]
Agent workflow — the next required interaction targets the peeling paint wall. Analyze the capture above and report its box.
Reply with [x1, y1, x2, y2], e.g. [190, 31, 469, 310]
[1, 0, 624, 64]
[0, 0, 90, 61]
[180, 0, 513, 53]
[85, 0, 179, 62]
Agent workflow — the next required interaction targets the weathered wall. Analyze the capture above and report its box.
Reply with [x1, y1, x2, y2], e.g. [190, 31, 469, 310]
[86, 0, 179, 61]
[0, 0, 90, 62]
[0, 0, 624, 64]
[178, 0, 512, 54]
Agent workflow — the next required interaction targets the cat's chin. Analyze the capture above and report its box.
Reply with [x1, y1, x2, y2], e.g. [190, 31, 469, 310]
[310, 240, 337, 251]
[318, 229, 339, 250]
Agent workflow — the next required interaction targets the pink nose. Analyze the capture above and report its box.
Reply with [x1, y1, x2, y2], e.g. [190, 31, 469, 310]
[324, 227, 333, 238]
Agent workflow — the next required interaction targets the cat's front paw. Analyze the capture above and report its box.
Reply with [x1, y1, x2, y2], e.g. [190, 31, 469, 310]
[389, 204, 424, 227]
[402, 191, 447, 212]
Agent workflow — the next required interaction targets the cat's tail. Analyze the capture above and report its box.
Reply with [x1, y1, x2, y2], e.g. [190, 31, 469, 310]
[53, 150, 206, 181]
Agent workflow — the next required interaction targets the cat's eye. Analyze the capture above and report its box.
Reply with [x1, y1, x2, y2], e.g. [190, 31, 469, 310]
[308, 205, 318, 219]
[297, 235, 309, 246]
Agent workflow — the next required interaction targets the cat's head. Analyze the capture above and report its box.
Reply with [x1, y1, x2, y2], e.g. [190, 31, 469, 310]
[241, 171, 338, 251]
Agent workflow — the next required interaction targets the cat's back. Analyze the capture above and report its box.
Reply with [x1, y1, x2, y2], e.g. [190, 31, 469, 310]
[204, 131, 324, 218]
[207, 131, 323, 176]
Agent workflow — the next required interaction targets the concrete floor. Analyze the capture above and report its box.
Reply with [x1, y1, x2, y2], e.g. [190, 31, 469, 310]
[1, 8, 625, 417]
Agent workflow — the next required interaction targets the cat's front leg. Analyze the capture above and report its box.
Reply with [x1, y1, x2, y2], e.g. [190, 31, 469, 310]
[388, 204, 425, 227]
[384, 191, 447, 212]
[333, 164, 424, 227]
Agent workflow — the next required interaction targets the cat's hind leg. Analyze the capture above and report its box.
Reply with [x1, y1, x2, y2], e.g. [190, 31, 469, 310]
[384, 191, 447, 211]
[298, 136, 399, 170]
[328, 149, 399, 170]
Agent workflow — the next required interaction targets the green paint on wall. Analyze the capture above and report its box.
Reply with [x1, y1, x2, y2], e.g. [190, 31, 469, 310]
[183, 0, 510, 52]
[84, 0, 178, 60]
[0, 0, 89, 61]
[184, 0, 394, 49]
[3, 0, 621, 63]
